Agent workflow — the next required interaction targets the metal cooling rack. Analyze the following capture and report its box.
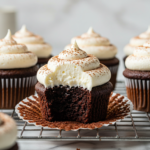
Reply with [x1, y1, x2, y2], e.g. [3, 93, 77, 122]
[0, 81, 150, 141]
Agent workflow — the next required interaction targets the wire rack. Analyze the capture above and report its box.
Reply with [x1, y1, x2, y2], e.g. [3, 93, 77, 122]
[0, 81, 150, 141]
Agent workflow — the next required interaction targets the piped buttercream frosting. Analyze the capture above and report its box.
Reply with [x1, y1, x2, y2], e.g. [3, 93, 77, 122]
[124, 26, 150, 55]
[13, 25, 52, 58]
[65, 27, 117, 59]
[0, 30, 37, 69]
[37, 41, 111, 91]
[125, 40, 150, 71]
[0, 113, 17, 150]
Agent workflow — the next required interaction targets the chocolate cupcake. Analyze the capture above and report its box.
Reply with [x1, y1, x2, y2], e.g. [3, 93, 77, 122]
[35, 41, 113, 123]
[124, 26, 150, 67]
[0, 113, 18, 150]
[123, 41, 150, 112]
[65, 27, 119, 90]
[13, 25, 52, 68]
[0, 30, 38, 109]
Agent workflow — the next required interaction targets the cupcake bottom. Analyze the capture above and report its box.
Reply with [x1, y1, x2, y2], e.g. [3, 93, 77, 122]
[123, 69, 150, 112]
[100, 57, 119, 90]
[123, 55, 128, 68]
[37, 55, 53, 68]
[0, 66, 38, 109]
[35, 82, 113, 123]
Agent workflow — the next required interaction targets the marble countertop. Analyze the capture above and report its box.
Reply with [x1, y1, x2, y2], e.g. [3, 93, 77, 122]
[18, 141, 150, 150]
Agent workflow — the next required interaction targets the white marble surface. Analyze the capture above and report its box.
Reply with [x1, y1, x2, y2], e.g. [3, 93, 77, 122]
[1, 0, 150, 149]
[17, 141, 150, 150]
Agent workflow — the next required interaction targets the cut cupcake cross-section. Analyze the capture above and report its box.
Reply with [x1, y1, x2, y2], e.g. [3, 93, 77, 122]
[35, 41, 113, 123]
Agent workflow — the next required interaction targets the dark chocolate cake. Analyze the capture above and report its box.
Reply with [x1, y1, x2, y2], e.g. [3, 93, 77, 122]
[35, 82, 112, 123]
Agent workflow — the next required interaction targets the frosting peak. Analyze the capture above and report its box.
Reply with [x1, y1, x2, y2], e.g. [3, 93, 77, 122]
[20, 25, 27, 33]
[87, 27, 94, 34]
[81, 27, 100, 38]
[59, 41, 87, 60]
[4, 29, 14, 40]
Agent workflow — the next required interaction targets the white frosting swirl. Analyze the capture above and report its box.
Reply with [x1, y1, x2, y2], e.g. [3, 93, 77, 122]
[59, 41, 87, 60]
[0, 113, 17, 150]
[65, 27, 117, 59]
[37, 41, 111, 91]
[124, 26, 150, 55]
[13, 25, 52, 58]
[0, 30, 37, 69]
[125, 41, 150, 70]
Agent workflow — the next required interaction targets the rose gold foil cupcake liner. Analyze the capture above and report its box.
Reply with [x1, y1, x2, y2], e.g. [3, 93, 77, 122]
[125, 78, 150, 112]
[108, 65, 119, 90]
[0, 76, 37, 109]
[15, 93, 133, 131]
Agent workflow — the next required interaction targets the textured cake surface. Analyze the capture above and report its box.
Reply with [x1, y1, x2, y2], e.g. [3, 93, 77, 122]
[35, 82, 112, 123]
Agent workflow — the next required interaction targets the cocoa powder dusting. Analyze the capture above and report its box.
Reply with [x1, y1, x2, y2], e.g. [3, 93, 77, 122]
[18, 94, 130, 131]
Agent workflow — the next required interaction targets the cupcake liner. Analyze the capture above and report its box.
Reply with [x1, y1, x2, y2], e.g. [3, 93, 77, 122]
[15, 92, 133, 131]
[108, 65, 119, 90]
[125, 78, 150, 112]
[0, 76, 37, 109]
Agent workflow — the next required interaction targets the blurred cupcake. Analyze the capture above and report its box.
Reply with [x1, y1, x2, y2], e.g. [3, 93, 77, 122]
[0, 113, 18, 150]
[123, 41, 150, 112]
[65, 27, 119, 90]
[124, 26, 150, 67]
[13, 25, 52, 68]
[0, 30, 38, 109]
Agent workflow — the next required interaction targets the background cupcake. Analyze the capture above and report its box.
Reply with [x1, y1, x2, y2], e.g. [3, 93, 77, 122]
[0, 113, 18, 150]
[0, 30, 38, 109]
[65, 27, 119, 90]
[13, 25, 52, 68]
[123, 41, 150, 112]
[124, 26, 150, 67]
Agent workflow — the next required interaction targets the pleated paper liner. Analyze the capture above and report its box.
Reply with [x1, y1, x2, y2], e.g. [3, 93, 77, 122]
[125, 78, 150, 112]
[0, 76, 37, 109]
[15, 93, 133, 131]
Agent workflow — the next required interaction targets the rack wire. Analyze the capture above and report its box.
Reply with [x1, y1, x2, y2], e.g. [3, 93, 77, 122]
[1, 81, 150, 141]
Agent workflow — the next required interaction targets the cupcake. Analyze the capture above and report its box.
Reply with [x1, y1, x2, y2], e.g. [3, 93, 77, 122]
[0, 30, 38, 109]
[123, 41, 150, 112]
[35, 41, 113, 123]
[0, 113, 18, 150]
[65, 27, 119, 90]
[13, 25, 52, 68]
[124, 26, 150, 67]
